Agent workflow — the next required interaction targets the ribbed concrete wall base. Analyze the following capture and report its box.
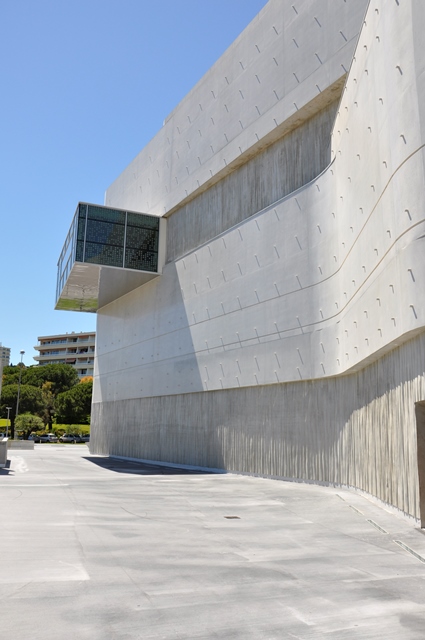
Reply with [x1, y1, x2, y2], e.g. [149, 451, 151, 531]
[7, 441, 34, 450]
[91, 331, 425, 521]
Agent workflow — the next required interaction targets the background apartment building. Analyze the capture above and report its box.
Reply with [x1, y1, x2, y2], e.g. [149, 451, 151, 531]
[34, 332, 95, 379]
[0, 344, 11, 370]
[0, 343, 11, 397]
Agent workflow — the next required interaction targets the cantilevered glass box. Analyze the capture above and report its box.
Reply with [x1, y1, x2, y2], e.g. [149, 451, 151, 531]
[56, 203, 166, 312]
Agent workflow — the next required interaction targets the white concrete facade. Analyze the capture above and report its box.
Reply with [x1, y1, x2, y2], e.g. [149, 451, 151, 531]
[89, 1, 425, 524]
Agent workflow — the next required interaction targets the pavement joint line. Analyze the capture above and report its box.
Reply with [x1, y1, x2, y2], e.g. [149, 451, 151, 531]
[366, 519, 388, 534]
[393, 540, 425, 563]
[1, 484, 70, 487]
[348, 504, 364, 515]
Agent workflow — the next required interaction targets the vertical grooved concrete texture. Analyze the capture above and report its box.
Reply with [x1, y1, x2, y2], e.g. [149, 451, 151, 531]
[167, 97, 338, 261]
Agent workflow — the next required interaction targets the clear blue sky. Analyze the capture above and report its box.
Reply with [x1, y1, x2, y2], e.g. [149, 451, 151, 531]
[0, 0, 267, 366]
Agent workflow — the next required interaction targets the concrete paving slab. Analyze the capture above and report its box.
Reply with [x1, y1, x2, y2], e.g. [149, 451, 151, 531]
[1, 445, 425, 639]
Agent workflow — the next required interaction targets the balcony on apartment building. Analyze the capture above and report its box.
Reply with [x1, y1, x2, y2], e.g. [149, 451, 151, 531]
[34, 334, 96, 369]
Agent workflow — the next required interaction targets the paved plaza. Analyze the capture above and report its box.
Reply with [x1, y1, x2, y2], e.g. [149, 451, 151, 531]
[2, 445, 425, 639]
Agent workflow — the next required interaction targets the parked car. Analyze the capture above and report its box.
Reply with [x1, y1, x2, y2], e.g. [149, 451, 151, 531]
[79, 434, 90, 442]
[39, 433, 58, 443]
[59, 434, 81, 443]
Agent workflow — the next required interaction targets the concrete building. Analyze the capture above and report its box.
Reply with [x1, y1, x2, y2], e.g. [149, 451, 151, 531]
[34, 332, 95, 379]
[56, 1, 425, 526]
[0, 343, 11, 398]
[0, 344, 10, 370]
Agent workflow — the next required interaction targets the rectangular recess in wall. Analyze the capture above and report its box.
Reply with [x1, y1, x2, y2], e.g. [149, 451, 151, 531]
[55, 203, 166, 312]
[415, 401, 425, 528]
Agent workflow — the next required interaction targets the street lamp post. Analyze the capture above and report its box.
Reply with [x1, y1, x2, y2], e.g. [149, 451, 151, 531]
[6, 407, 12, 438]
[14, 350, 25, 439]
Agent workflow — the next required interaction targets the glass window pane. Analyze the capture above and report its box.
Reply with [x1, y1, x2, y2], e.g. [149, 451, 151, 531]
[125, 248, 158, 271]
[77, 217, 86, 241]
[127, 212, 159, 230]
[85, 219, 125, 246]
[87, 205, 125, 224]
[84, 242, 123, 267]
[76, 240, 84, 262]
[125, 226, 158, 252]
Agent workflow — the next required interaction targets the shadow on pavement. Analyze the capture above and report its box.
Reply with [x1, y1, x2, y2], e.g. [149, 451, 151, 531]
[83, 456, 216, 476]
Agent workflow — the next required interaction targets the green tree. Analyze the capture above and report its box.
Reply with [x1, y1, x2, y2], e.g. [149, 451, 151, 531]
[2, 363, 79, 433]
[24, 364, 79, 393]
[2, 364, 29, 387]
[2, 363, 79, 393]
[15, 413, 44, 440]
[41, 381, 55, 430]
[0, 384, 44, 437]
[55, 380, 93, 425]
